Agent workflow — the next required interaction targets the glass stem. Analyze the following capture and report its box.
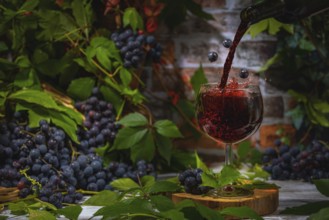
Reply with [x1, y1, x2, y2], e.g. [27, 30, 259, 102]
[225, 144, 233, 166]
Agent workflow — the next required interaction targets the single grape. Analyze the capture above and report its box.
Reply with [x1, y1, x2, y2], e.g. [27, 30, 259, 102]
[208, 51, 218, 62]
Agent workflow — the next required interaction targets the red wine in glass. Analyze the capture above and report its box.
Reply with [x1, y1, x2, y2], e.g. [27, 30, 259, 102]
[196, 85, 263, 144]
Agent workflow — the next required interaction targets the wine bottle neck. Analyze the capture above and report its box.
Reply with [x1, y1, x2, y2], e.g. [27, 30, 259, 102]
[240, 0, 285, 24]
[240, 0, 329, 24]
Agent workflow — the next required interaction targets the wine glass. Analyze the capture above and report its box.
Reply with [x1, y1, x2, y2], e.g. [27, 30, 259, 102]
[196, 82, 263, 196]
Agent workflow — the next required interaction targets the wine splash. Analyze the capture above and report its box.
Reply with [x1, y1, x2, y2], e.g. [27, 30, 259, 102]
[219, 21, 250, 89]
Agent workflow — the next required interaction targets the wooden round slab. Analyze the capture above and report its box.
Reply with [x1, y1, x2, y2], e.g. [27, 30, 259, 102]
[172, 188, 278, 216]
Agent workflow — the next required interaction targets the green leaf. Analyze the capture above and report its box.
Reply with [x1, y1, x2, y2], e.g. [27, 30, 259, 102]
[268, 18, 283, 35]
[160, 209, 186, 220]
[154, 120, 183, 138]
[281, 201, 329, 215]
[9, 89, 57, 109]
[155, 134, 172, 165]
[201, 172, 219, 188]
[123, 8, 144, 31]
[28, 209, 56, 220]
[237, 141, 252, 160]
[118, 112, 148, 127]
[313, 179, 329, 197]
[247, 19, 268, 38]
[8, 201, 28, 215]
[56, 205, 82, 220]
[148, 181, 180, 194]
[14, 69, 39, 88]
[220, 206, 263, 220]
[190, 65, 207, 94]
[299, 38, 315, 51]
[100, 85, 123, 114]
[195, 202, 224, 220]
[141, 175, 156, 188]
[67, 77, 95, 100]
[195, 151, 209, 172]
[20, 0, 39, 11]
[131, 130, 155, 162]
[150, 195, 175, 212]
[259, 52, 282, 72]
[71, 0, 93, 39]
[218, 165, 241, 186]
[313, 100, 329, 113]
[309, 207, 329, 220]
[83, 190, 119, 206]
[113, 127, 148, 150]
[49, 110, 79, 143]
[110, 178, 140, 191]
[37, 10, 79, 41]
[120, 68, 132, 86]
[96, 47, 112, 71]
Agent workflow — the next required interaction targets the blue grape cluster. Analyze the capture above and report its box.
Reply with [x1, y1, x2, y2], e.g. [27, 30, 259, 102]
[111, 29, 162, 68]
[0, 109, 156, 207]
[74, 87, 120, 153]
[262, 139, 329, 181]
[178, 168, 212, 195]
[106, 160, 156, 187]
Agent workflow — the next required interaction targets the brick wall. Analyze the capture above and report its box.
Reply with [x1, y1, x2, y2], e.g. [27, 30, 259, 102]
[149, 0, 295, 157]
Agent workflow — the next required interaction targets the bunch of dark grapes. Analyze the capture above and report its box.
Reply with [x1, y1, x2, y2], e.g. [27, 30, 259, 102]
[74, 87, 120, 153]
[178, 168, 212, 195]
[105, 160, 156, 189]
[111, 28, 162, 68]
[262, 139, 329, 181]
[0, 114, 84, 207]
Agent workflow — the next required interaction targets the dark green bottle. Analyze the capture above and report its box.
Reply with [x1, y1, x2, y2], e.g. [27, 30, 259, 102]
[240, 0, 329, 24]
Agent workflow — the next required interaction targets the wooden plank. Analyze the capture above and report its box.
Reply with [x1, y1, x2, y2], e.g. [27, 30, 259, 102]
[172, 188, 279, 216]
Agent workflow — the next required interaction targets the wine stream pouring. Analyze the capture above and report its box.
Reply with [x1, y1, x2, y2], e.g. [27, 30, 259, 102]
[240, 0, 329, 24]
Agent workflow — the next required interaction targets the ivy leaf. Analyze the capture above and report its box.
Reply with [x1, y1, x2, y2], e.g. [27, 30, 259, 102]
[313, 179, 329, 197]
[56, 205, 82, 220]
[83, 190, 119, 206]
[154, 120, 183, 138]
[131, 130, 155, 162]
[155, 134, 172, 165]
[110, 178, 140, 191]
[190, 64, 207, 94]
[67, 77, 95, 101]
[281, 201, 329, 215]
[150, 195, 175, 212]
[309, 207, 329, 220]
[123, 8, 144, 31]
[220, 206, 262, 220]
[218, 165, 241, 186]
[148, 181, 180, 194]
[28, 209, 56, 220]
[120, 68, 132, 86]
[112, 127, 148, 150]
[118, 112, 148, 127]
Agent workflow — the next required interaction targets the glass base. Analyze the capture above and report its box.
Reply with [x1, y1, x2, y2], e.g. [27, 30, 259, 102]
[206, 185, 254, 198]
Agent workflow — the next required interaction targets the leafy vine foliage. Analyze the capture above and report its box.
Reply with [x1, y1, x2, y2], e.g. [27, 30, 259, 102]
[252, 11, 329, 142]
